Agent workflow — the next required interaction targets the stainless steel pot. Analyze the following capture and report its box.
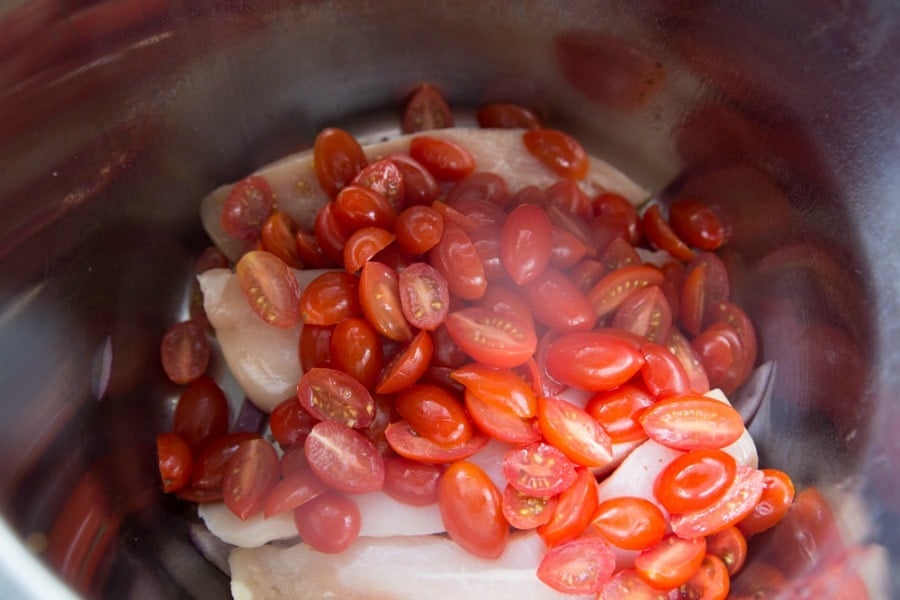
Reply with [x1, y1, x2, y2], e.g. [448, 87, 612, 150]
[1, 1, 898, 598]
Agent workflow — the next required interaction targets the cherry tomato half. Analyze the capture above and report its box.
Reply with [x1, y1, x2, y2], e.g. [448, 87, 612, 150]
[172, 376, 229, 452]
[293, 491, 362, 553]
[438, 461, 509, 559]
[222, 438, 280, 520]
[220, 175, 275, 241]
[590, 496, 667, 551]
[382, 455, 443, 506]
[444, 307, 537, 368]
[157, 433, 193, 493]
[403, 83, 454, 133]
[522, 129, 589, 179]
[385, 419, 490, 464]
[654, 449, 737, 514]
[409, 136, 476, 181]
[537, 536, 616, 595]
[502, 442, 577, 498]
[640, 396, 744, 451]
[313, 127, 367, 198]
[304, 420, 385, 494]
[394, 383, 473, 448]
[738, 468, 795, 536]
[359, 261, 414, 341]
[297, 367, 375, 428]
[375, 330, 433, 394]
[537, 395, 613, 468]
[634, 534, 706, 590]
[476, 103, 541, 130]
[500, 203, 553, 285]
[545, 331, 644, 391]
[537, 466, 599, 547]
[236, 250, 302, 328]
[669, 465, 765, 538]
[398, 262, 450, 330]
[160, 320, 210, 385]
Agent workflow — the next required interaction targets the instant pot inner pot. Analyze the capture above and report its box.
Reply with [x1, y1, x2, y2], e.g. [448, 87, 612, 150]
[0, 2, 898, 598]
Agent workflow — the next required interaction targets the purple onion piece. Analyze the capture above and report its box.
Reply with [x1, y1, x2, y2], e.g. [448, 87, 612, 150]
[233, 397, 268, 434]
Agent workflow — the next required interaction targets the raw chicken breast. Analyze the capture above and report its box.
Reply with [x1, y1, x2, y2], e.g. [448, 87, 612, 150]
[229, 530, 593, 600]
[201, 128, 651, 260]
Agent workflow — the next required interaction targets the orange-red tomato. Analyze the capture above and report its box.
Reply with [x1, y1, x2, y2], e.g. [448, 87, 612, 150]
[537, 395, 613, 468]
[537, 467, 599, 547]
[705, 526, 748, 576]
[666, 329, 711, 394]
[220, 175, 275, 241]
[593, 192, 642, 246]
[313, 127, 367, 198]
[585, 383, 655, 444]
[390, 153, 441, 206]
[295, 227, 334, 268]
[438, 461, 509, 559]
[160, 320, 210, 385]
[738, 468, 795, 536]
[502, 485, 558, 529]
[409, 136, 476, 181]
[393, 205, 443, 254]
[464, 390, 541, 444]
[376, 330, 433, 394]
[330, 317, 384, 390]
[222, 438, 280, 520]
[298, 323, 334, 372]
[385, 419, 489, 464]
[260, 211, 301, 268]
[269, 397, 316, 448]
[351, 158, 406, 210]
[402, 83, 454, 133]
[382, 455, 443, 506]
[635, 534, 706, 590]
[550, 226, 590, 268]
[301, 271, 362, 325]
[680, 554, 730, 600]
[429, 223, 487, 300]
[640, 342, 692, 400]
[236, 250, 302, 328]
[669, 198, 728, 251]
[537, 536, 616, 595]
[520, 266, 597, 332]
[297, 367, 375, 428]
[545, 331, 644, 391]
[599, 569, 674, 600]
[546, 179, 593, 221]
[612, 285, 672, 344]
[359, 261, 414, 341]
[444, 307, 537, 368]
[314, 200, 354, 265]
[398, 262, 450, 330]
[640, 396, 744, 451]
[334, 184, 398, 231]
[654, 449, 738, 514]
[451, 363, 537, 418]
[522, 129, 589, 179]
[669, 465, 765, 538]
[642, 204, 695, 262]
[304, 420, 385, 493]
[500, 203, 554, 284]
[395, 383, 473, 448]
[343, 226, 395, 273]
[263, 468, 329, 518]
[157, 433, 193, 493]
[191, 432, 260, 492]
[446, 171, 511, 208]
[293, 491, 362, 553]
[590, 497, 667, 551]
[589, 264, 666, 318]
[172, 376, 229, 452]
[476, 103, 541, 130]
[502, 442, 577, 498]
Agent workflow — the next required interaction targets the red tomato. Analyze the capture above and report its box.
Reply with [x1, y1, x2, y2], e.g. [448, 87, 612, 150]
[635, 534, 707, 590]
[502, 485, 558, 529]
[385, 419, 489, 464]
[589, 264, 666, 318]
[330, 317, 384, 390]
[359, 261, 414, 341]
[669, 198, 728, 251]
[680, 253, 730, 336]
[738, 468, 795, 536]
[522, 129, 589, 179]
[304, 420, 385, 493]
[680, 554, 730, 600]
[640, 396, 744, 451]
[546, 179, 593, 221]
[402, 83, 454, 133]
[545, 331, 644, 391]
[314, 200, 354, 264]
[343, 226, 395, 273]
[195, 245, 229, 274]
[600, 569, 674, 600]
[313, 127, 367, 198]
[431, 323, 470, 369]
[446, 171, 511, 208]
[295, 228, 334, 268]
[705, 526, 748, 575]
[503, 442, 577, 497]
[654, 449, 738, 514]
[570, 258, 607, 293]
[600, 237, 642, 271]
[390, 153, 441, 206]
[537, 467, 599, 547]
[269, 397, 316, 448]
[395, 383, 473, 448]
[293, 491, 362, 553]
[191, 432, 260, 491]
[429, 223, 487, 300]
[236, 250, 302, 328]
[669, 465, 765, 538]
[157, 433, 193, 493]
[351, 158, 406, 210]
[476, 103, 541, 130]
[537, 395, 613, 468]
[393, 205, 443, 254]
[467, 225, 505, 280]
[172, 376, 229, 452]
[691, 322, 747, 395]
[593, 192, 642, 246]
[640, 342, 692, 399]
[300, 271, 361, 326]
[612, 285, 672, 344]
[298, 323, 334, 372]
[263, 469, 330, 518]
[666, 329, 711, 394]
[448, 198, 507, 230]
[520, 266, 597, 332]
[475, 284, 534, 327]
[642, 204, 695, 262]
[409, 136, 476, 181]
[431, 199, 479, 233]
[438, 461, 509, 559]
[397, 262, 450, 330]
[382, 455, 443, 506]
[260, 211, 301, 268]
[707, 301, 757, 377]
[464, 390, 541, 444]
[220, 175, 275, 241]
[550, 226, 590, 268]
[376, 330, 433, 394]
[500, 203, 554, 284]
[537, 536, 616, 595]
[451, 363, 537, 418]
[444, 307, 537, 368]
[160, 320, 210, 385]
[590, 496, 667, 551]
[297, 367, 375, 428]
[585, 383, 655, 444]
[334, 185, 398, 231]
[546, 203, 598, 256]
[222, 439, 280, 520]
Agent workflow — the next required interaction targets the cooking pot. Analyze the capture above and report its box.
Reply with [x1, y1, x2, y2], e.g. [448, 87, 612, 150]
[1, 1, 897, 598]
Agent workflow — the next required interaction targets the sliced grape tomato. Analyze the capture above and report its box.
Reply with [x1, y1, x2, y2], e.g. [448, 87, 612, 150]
[297, 367, 375, 428]
[304, 420, 385, 494]
[502, 442, 577, 497]
[640, 395, 744, 451]
[398, 262, 450, 330]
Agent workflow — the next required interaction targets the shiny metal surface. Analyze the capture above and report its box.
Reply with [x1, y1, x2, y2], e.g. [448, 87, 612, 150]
[0, 1, 898, 597]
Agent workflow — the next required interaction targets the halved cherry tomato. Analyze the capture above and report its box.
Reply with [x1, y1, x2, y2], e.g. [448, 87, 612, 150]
[502, 485, 558, 529]
[351, 158, 406, 210]
[157, 433, 193, 493]
[501, 203, 554, 284]
[476, 103, 541, 130]
[738, 468, 795, 536]
[235, 250, 302, 328]
[593, 192, 642, 246]
[545, 331, 644, 391]
[431, 323, 470, 369]
[446, 172, 510, 208]
[669, 466, 765, 538]
[707, 301, 757, 376]
[314, 200, 354, 265]
[260, 211, 301, 268]
[299, 323, 334, 371]
[160, 320, 210, 385]
[537, 395, 613, 468]
[546, 179, 593, 221]
[448, 198, 507, 230]
[589, 264, 666, 318]
[585, 383, 655, 444]
[295, 228, 334, 268]
[429, 223, 487, 300]
[681, 554, 730, 600]
[612, 285, 672, 344]
[334, 184, 398, 231]
[590, 496, 667, 551]
[667, 329, 711, 394]
[444, 307, 537, 368]
[409, 136, 476, 181]
[503, 442, 577, 498]
[635, 534, 707, 590]
[395, 383, 473, 448]
[431, 199, 479, 233]
[269, 397, 316, 448]
[640, 396, 744, 451]
[640, 342, 692, 399]
[691, 322, 748, 395]
[402, 83, 454, 133]
[570, 258, 607, 293]
[382, 455, 443, 506]
[297, 367, 375, 428]
[359, 261, 414, 341]
[537, 467, 599, 547]
[600, 569, 674, 600]
[642, 204, 695, 262]
[293, 491, 361, 553]
[376, 330, 433, 394]
[280, 445, 311, 477]
[520, 266, 597, 332]
[191, 432, 260, 491]
[263, 468, 330, 518]
[438, 461, 508, 559]
[475, 284, 534, 327]
[451, 363, 537, 418]
[390, 153, 441, 206]
[313, 127, 367, 198]
[600, 237, 642, 271]
[654, 449, 738, 514]
[669, 198, 728, 251]
[464, 390, 541, 444]
[523, 129, 589, 179]
[550, 226, 590, 268]
[546, 203, 598, 256]
[343, 226, 395, 273]
[172, 376, 229, 452]
[304, 420, 385, 493]
[394, 205, 443, 254]
[384, 419, 489, 464]
[398, 262, 450, 330]
[537, 536, 616, 595]
[330, 317, 384, 390]
[220, 175, 275, 241]
[681, 253, 730, 336]
[468, 225, 505, 280]
[705, 526, 748, 575]
[222, 438, 280, 520]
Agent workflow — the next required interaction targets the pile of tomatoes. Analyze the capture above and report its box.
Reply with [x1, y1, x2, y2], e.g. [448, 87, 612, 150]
[157, 85, 796, 598]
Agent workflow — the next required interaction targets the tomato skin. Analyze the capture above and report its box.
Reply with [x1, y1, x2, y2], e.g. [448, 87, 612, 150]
[438, 461, 509, 559]
[669, 465, 765, 538]
[191, 432, 260, 491]
[550, 226, 590, 268]
[464, 390, 541, 444]
[157, 433, 193, 493]
[640, 342, 692, 400]
[585, 383, 655, 444]
[160, 320, 210, 385]
[330, 317, 384, 390]
[313, 127, 367, 198]
[409, 136, 476, 181]
[546, 179, 593, 221]
[376, 330, 433, 394]
[590, 496, 667, 551]
[395, 383, 473, 448]
[593, 192, 642, 246]
[298, 323, 334, 372]
[390, 153, 441, 206]
[343, 227, 395, 274]
[643, 204, 695, 262]
[314, 201, 354, 265]
[545, 331, 644, 391]
[334, 184, 398, 231]
[502, 485, 558, 529]
[669, 198, 728, 251]
[297, 367, 375, 428]
[398, 262, 450, 330]
[444, 307, 537, 368]
[359, 261, 414, 341]
[382, 455, 443, 506]
[173, 376, 229, 453]
[589, 265, 666, 318]
[520, 266, 597, 332]
[351, 158, 406, 211]
[691, 322, 745, 396]
[446, 171, 511, 208]
[681, 554, 730, 600]
[503, 442, 577, 497]
[654, 449, 737, 514]
[640, 396, 744, 451]
[403, 83, 454, 133]
[269, 397, 316, 448]
[295, 228, 334, 268]
[394, 205, 443, 254]
[635, 534, 707, 590]
[737, 468, 795, 536]
[537, 395, 613, 468]
[522, 129, 589, 179]
[236, 251, 303, 328]
[612, 285, 672, 344]
[260, 211, 301, 268]
[476, 103, 541, 130]
[537, 467, 599, 547]
[220, 175, 275, 241]
[293, 491, 362, 553]
[429, 223, 487, 300]
[537, 536, 616, 595]
[304, 420, 385, 493]
[600, 569, 674, 600]
[222, 439, 280, 520]
[451, 363, 537, 418]
[666, 329, 711, 394]
[705, 526, 748, 576]
[263, 469, 330, 518]
[385, 419, 489, 464]
[500, 203, 554, 285]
